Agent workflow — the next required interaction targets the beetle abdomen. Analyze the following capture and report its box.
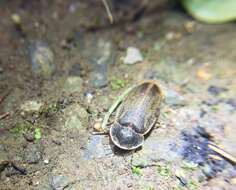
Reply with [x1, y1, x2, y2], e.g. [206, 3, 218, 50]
[119, 105, 146, 133]
[117, 82, 161, 134]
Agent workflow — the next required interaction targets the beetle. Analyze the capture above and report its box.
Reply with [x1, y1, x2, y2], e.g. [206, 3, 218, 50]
[107, 80, 163, 150]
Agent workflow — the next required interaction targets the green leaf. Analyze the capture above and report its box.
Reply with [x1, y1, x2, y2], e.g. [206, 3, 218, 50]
[182, 0, 236, 23]
[110, 78, 127, 91]
[34, 128, 41, 140]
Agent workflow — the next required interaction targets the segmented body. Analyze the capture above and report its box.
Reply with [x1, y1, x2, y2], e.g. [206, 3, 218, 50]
[110, 81, 163, 150]
[116, 82, 162, 135]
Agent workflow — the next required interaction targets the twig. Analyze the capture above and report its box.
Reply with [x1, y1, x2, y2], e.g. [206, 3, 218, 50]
[92, 131, 108, 135]
[11, 162, 27, 175]
[208, 143, 236, 164]
[0, 161, 27, 175]
[102, 0, 113, 24]
[0, 112, 10, 120]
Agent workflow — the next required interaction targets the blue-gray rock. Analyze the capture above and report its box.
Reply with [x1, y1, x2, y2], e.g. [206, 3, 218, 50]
[91, 65, 108, 88]
[83, 135, 113, 160]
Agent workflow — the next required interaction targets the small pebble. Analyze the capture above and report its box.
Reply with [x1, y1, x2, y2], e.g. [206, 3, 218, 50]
[165, 31, 182, 40]
[165, 32, 175, 40]
[127, 183, 133, 188]
[11, 13, 21, 25]
[184, 21, 195, 33]
[93, 122, 102, 132]
[85, 92, 93, 104]
[23, 132, 35, 142]
[197, 67, 212, 80]
[123, 47, 143, 64]
[44, 159, 49, 164]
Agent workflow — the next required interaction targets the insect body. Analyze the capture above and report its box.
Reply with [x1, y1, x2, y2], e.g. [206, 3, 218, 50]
[110, 81, 163, 150]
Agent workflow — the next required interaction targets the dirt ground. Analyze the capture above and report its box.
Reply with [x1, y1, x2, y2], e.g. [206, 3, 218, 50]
[0, 1, 236, 190]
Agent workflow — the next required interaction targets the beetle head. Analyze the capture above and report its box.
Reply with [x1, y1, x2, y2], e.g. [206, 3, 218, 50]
[110, 123, 144, 150]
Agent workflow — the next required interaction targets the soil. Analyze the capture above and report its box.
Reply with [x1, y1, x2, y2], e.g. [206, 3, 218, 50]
[0, 1, 236, 190]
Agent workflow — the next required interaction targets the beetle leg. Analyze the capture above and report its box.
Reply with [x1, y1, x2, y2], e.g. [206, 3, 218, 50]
[92, 131, 109, 135]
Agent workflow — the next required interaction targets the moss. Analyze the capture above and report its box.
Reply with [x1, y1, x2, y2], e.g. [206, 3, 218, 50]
[132, 166, 142, 176]
[10, 121, 34, 135]
[110, 78, 127, 91]
[211, 105, 219, 112]
[157, 163, 172, 177]
[181, 161, 198, 171]
[39, 102, 63, 115]
[187, 179, 199, 190]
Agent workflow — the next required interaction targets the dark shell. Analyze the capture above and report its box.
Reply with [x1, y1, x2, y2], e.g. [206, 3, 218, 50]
[110, 123, 144, 150]
[110, 81, 162, 150]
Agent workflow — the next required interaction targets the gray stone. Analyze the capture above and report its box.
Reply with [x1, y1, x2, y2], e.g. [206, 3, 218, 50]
[23, 143, 42, 164]
[83, 135, 113, 160]
[164, 88, 186, 106]
[123, 47, 143, 64]
[132, 134, 180, 167]
[63, 76, 83, 93]
[83, 38, 115, 66]
[91, 69, 108, 88]
[64, 104, 88, 130]
[49, 175, 72, 190]
[82, 38, 116, 88]
[29, 41, 55, 78]
[20, 100, 43, 112]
